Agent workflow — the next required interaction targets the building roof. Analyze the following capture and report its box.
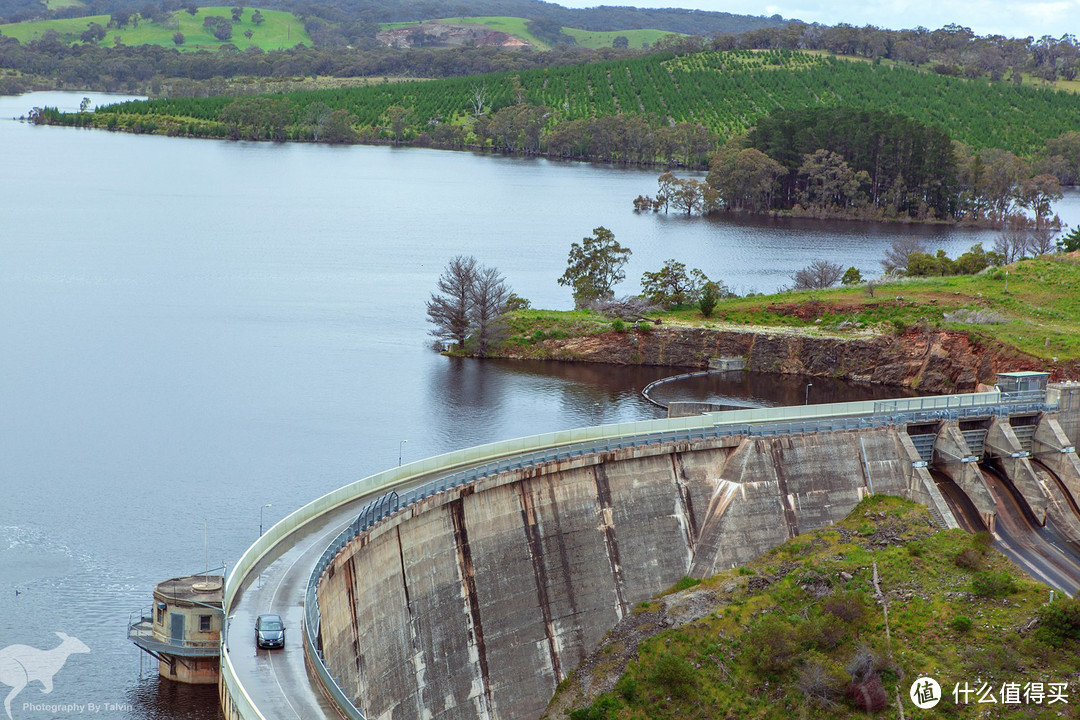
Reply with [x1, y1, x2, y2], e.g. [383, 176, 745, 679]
[153, 575, 224, 607]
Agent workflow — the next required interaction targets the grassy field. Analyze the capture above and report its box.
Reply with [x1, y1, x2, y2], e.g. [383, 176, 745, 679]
[555, 495, 1080, 719]
[562, 27, 679, 50]
[501, 254, 1080, 363]
[0, 6, 311, 51]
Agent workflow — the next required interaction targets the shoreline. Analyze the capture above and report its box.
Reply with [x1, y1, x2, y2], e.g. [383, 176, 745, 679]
[474, 321, 1067, 394]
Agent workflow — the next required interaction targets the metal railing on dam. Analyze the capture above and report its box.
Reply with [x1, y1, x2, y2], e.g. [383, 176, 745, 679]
[221, 387, 1055, 719]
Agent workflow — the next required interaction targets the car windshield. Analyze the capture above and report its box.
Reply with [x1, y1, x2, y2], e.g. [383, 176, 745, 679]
[261, 619, 282, 631]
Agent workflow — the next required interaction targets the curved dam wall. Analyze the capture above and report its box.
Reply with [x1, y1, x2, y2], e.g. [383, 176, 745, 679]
[316, 426, 928, 720]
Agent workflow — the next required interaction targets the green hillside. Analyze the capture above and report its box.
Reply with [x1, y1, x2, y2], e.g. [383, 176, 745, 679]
[562, 27, 677, 50]
[0, 6, 310, 51]
[70, 50, 1080, 157]
[550, 495, 1080, 720]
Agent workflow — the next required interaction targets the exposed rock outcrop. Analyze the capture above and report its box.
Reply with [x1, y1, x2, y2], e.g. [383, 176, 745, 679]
[377, 22, 530, 49]
[495, 326, 1064, 394]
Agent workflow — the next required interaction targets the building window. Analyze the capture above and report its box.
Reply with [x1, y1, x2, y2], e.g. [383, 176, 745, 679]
[200, 615, 212, 632]
[156, 606, 165, 624]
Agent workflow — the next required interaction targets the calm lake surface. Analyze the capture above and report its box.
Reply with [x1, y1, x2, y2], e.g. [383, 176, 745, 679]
[2, 91, 1078, 719]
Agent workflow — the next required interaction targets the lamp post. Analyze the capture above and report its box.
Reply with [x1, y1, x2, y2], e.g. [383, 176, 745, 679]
[399, 439, 408, 466]
[805, 382, 813, 406]
[259, 503, 272, 537]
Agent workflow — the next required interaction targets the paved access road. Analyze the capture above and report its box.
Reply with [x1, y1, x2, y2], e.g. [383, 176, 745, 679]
[224, 455, 501, 719]
[225, 495, 366, 720]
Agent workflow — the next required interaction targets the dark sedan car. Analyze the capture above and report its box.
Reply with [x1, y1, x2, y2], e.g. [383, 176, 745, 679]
[255, 613, 285, 649]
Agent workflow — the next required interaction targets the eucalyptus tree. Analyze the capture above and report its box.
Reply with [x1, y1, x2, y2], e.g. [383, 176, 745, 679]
[558, 227, 632, 308]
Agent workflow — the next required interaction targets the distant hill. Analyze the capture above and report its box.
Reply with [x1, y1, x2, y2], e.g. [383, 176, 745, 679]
[0, 0, 787, 35]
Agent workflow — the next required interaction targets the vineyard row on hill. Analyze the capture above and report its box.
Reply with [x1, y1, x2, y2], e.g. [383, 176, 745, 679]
[54, 50, 1080, 158]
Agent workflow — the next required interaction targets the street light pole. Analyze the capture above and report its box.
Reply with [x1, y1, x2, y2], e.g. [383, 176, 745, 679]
[399, 439, 408, 466]
[260, 503, 272, 537]
[805, 382, 813, 406]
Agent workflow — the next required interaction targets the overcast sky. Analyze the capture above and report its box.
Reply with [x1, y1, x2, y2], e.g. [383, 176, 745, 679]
[557, 0, 1078, 40]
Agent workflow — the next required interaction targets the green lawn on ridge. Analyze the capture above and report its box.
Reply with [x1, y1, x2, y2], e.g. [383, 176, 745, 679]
[0, 6, 311, 51]
[562, 27, 679, 49]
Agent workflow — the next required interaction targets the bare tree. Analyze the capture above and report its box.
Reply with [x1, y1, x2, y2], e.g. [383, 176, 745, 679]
[792, 260, 844, 290]
[881, 236, 927, 273]
[426, 255, 478, 349]
[1026, 226, 1058, 256]
[994, 219, 1029, 263]
[797, 658, 844, 709]
[427, 256, 514, 355]
[469, 265, 510, 357]
[468, 82, 488, 118]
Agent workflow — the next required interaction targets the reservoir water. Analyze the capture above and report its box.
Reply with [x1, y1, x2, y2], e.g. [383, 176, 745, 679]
[2, 91, 1077, 719]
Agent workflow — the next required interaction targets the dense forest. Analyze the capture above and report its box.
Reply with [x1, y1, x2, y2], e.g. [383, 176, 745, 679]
[745, 108, 957, 217]
[630, 107, 1067, 226]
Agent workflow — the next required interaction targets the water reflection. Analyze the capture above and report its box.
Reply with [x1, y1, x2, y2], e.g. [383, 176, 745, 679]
[127, 676, 223, 720]
[647, 370, 919, 409]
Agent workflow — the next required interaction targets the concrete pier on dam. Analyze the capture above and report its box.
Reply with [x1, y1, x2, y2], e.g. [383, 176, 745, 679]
[220, 381, 1080, 720]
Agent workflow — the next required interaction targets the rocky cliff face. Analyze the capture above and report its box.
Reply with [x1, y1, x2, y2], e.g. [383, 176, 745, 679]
[498, 326, 1059, 393]
[377, 23, 530, 49]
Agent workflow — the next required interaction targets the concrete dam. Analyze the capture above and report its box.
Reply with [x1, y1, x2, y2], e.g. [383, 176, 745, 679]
[293, 380, 1080, 720]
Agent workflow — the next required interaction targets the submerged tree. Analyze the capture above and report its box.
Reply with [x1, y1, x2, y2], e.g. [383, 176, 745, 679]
[558, 227, 632, 308]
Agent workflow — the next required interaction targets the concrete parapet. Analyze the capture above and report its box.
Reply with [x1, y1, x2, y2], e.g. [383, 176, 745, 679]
[933, 422, 997, 530]
[668, 402, 732, 418]
[985, 418, 1047, 525]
